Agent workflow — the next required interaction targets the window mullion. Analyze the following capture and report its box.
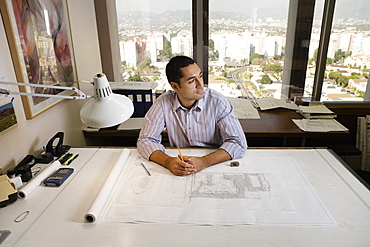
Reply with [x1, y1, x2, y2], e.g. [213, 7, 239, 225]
[192, 0, 209, 85]
[312, 0, 336, 101]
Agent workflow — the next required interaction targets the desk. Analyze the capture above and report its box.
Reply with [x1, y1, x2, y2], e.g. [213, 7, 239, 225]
[83, 109, 350, 147]
[240, 109, 350, 146]
[1, 147, 369, 246]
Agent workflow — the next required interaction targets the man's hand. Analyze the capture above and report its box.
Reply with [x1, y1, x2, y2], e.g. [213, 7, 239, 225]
[181, 156, 207, 173]
[168, 156, 196, 176]
[149, 149, 232, 176]
[149, 150, 195, 176]
[184, 149, 231, 172]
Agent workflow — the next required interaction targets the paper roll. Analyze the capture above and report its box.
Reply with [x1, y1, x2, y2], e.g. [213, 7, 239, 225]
[18, 161, 61, 199]
[85, 149, 130, 223]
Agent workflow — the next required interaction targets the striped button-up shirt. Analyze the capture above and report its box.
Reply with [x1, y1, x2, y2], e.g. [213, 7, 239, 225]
[137, 88, 247, 159]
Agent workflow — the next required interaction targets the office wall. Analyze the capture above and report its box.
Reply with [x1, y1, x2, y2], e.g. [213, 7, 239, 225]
[0, 0, 101, 173]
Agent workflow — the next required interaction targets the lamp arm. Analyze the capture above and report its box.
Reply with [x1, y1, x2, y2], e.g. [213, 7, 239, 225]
[0, 81, 91, 100]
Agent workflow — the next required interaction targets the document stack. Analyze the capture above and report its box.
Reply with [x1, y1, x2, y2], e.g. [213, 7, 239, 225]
[293, 105, 348, 132]
[297, 105, 337, 119]
[254, 97, 299, 111]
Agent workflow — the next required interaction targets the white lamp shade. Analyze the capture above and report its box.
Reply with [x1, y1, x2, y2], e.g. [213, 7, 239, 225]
[80, 74, 134, 128]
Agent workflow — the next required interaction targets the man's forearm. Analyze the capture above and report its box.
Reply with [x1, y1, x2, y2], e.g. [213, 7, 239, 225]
[199, 149, 232, 169]
[149, 150, 172, 169]
[148, 148, 232, 176]
[150, 149, 231, 168]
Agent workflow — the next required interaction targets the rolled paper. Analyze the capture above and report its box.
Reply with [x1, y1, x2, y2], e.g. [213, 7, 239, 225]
[84, 149, 130, 223]
[18, 161, 61, 199]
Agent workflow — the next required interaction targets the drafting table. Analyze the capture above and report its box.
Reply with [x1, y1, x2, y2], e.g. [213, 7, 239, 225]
[0, 147, 369, 247]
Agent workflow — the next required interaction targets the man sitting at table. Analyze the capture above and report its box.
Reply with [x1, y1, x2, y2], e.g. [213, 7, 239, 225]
[137, 55, 247, 176]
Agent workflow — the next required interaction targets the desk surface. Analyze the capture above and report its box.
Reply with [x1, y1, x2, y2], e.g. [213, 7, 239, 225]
[83, 109, 349, 137]
[1, 147, 369, 247]
[83, 109, 350, 147]
[240, 109, 318, 137]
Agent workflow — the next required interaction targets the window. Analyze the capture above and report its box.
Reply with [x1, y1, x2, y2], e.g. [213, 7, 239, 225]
[110, 0, 369, 101]
[314, 0, 370, 101]
[209, 0, 289, 98]
[115, 0, 192, 92]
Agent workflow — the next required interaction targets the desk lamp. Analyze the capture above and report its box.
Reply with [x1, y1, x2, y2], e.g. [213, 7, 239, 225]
[0, 73, 134, 128]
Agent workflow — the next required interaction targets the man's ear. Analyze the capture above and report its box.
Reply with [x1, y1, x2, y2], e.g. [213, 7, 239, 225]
[170, 82, 180, 91]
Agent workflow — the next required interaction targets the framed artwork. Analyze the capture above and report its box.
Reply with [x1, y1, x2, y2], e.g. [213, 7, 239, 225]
[0, 98, 18, 138]
[0, 0, 77, 119]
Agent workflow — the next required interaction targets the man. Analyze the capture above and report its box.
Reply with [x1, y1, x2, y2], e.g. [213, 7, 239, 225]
[137, 55, 247, 176]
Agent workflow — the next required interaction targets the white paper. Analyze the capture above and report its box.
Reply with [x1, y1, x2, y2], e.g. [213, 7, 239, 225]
[18, 160, 60, 199]
[298, 105, 334, 114]
[110, 81, 158, 90]
[227, 97, 260, 119]
[256, 97, 298, 111]
[117, 118, 144, 131]
[84, 149, 130, 223]
[292, 119, 348, 132]
[103, 149, 336, 226]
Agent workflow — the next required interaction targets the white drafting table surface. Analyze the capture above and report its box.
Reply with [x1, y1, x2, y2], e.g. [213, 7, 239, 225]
[0, 147, 369, 247]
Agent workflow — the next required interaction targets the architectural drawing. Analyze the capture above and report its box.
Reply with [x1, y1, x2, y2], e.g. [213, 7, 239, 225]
[105, 151, 336, 226]
[189, 172, 270, 200]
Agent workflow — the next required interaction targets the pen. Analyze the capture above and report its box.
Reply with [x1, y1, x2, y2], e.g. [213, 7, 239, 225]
[177, 147, 187, 171]
[141, 163, 151, 176]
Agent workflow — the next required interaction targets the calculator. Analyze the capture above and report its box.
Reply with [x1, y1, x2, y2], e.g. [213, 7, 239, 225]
[43, 168, 74, 186]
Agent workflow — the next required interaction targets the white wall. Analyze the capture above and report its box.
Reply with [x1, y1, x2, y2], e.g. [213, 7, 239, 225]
[0, 0, 101, 173]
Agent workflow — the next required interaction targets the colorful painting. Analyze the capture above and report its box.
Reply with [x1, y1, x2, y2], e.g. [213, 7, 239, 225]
[0, 99, 18, 136]
[0, 0, 76, 119]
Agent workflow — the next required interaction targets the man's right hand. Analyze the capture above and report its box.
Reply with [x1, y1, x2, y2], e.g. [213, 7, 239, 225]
[149, 150, 195, 176]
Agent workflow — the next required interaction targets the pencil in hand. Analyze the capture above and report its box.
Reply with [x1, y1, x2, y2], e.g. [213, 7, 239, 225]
[177, 147, 184, 161]
[177, 147, 187, 171]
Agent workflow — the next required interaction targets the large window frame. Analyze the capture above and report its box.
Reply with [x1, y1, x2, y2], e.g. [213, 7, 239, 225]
[97, 0, 369, 102]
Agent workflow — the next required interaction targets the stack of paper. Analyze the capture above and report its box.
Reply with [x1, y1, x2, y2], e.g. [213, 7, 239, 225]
[254, 98, 298, 111]
[297, 105, 337, 119]
[227, 97, 260, 119]
[117, 118, 144, 131]
[292, 119, 348, 132]
[110, 81, 158, 90]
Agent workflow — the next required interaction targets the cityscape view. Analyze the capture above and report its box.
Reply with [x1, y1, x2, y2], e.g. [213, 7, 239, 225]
[116, 1, 370, 101]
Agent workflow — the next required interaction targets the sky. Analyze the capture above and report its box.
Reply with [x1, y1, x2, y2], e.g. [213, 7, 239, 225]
[116, 0, 288, 14]
[116, 0, 369, 16]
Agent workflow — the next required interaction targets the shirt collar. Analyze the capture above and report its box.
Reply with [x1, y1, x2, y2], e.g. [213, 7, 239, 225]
[171, 90, 204, 112]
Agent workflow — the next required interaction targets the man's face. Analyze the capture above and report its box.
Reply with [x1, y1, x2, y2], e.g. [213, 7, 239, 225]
[170, 63, 204, 108]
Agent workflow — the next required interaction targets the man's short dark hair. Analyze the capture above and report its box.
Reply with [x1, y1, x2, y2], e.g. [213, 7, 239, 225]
[166, 56, 196, 84]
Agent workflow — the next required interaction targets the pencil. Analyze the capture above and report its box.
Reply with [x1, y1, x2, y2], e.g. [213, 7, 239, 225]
[177, 147, 184, 161]
[177, 147, 187, 171]
[141, 162, 151, 176]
